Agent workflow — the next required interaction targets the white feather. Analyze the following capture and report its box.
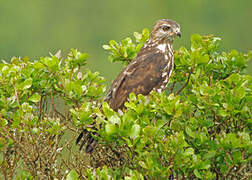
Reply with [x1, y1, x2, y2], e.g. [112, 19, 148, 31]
[162, 72, 168, 77]
[157, 44, 166, 52]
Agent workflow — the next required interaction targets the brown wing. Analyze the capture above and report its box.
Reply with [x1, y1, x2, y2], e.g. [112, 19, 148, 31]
[105, 52, 167, 110]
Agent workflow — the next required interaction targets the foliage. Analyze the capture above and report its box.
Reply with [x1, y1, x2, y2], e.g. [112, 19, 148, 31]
[0, 29, 251, 179]
[102, 28, 149, 66]
[0, 49, 105, 179]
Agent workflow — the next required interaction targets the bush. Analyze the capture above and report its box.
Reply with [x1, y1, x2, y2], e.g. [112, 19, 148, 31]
[0, 29, 251, 179]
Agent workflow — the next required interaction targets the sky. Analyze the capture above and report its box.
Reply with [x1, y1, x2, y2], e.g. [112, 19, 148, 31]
[0, 0, 251, 81]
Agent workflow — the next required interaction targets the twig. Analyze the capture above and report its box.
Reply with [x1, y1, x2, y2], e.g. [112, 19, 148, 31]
[209, 71, 213, 86]
[13, 83, 20, 106]
[48, 89, 55, 117]
[38, 95, 46, 121]
[54, 108, 66, 120]
[61, 136, 76, 150]
[175, 68, 193, 96]
[40, 61, 65, 88]
[65, 124, 78, 133]
[0, 130, 25, 154]
[169, 81, 176, 94]
[0, 130, 34, 171]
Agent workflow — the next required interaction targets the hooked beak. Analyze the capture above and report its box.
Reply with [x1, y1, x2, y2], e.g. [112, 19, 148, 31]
[176, 31, 181, 37]
[175, 27, 181, 37]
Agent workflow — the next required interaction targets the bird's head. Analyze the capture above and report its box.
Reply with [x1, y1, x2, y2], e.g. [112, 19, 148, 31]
[150, 19, 181, 43]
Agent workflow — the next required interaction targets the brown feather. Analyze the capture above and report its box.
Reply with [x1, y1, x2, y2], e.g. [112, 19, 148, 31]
[77, 19, 181, 153]
[105, 51, 171, 110]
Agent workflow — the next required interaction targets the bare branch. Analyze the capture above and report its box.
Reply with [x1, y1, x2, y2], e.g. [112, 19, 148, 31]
[13, 83, 20, 106]
[175, 68, 193, 96]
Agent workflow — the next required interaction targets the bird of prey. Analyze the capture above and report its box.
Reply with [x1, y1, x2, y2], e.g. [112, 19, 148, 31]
[76, 19, 181, 153]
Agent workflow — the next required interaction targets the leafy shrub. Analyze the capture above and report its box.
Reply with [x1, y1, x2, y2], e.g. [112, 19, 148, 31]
[0, 50, 105, 179]
[0, 29, 251, 179]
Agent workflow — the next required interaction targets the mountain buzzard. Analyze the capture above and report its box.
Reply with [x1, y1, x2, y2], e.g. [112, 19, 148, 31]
[77, 19, 181, 153]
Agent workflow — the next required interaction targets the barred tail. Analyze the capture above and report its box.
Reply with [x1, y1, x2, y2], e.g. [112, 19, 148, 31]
[76, 129, 98, 153]
[76, 115, 99, 153]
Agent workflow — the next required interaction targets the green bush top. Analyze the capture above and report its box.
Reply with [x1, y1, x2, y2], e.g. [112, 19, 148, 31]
[0, 29, 251, 179]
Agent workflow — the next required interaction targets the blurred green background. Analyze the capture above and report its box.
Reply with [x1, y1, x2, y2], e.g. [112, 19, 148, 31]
[0, 0, 251, 83]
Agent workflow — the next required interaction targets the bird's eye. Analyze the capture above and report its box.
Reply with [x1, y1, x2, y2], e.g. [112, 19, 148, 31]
[162, 25, 171, 31]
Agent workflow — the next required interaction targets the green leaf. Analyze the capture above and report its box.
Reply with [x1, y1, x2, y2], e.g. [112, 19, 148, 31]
[42, 56, 59, 70]
[134, 32, 142, 42]
[0, 118, 8, 126]
[19, 78, 33, 90]
[191, 51, 209, 65]
[1, 65, 9, 76]
[102, 102, 116, 118]
[0, 152, 3, 165]
[199, 162, 211, 170]
[234, 87, 246, 99]
[185, 126, 194, 138]
[218, 109, 228, 117]
[73, 83, 82, 97]
[66, 170, 79, 180]
[103, 45, 111, 50]
[20, 171, 33, 179]
[109, 40, 118, 48]
[78, 53, 89, 62]
[143, 126, 157, 137]
[33, 61, 44, 69]
[141, 28, 150, 41]
[198, 54, 209, 64]
[65, 81, 82, 97]
[28, 93, 41, 103]
[184, 147, 194, 156]
[191, 34, 202, 50]
[129, 92, 137, 101]
[105, 124, 118, 136]
[233, 151, 242, 164]
[193, 169, 202, 179]
[108, 115, 121, 125]
[138, 161, 147, 169]
[204, 151, 216, 159]
[129, 124, 140, 138]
